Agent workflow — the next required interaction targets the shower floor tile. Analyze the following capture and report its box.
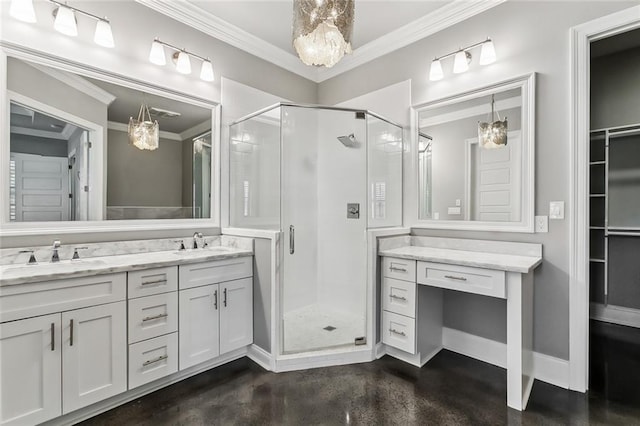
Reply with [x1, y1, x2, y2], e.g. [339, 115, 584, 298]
[283, 305, 365, 354]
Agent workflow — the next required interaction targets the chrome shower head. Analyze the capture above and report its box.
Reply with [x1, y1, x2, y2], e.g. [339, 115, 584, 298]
[337, 133, 358, 147]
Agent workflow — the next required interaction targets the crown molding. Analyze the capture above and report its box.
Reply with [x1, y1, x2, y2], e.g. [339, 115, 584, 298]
[27, 62, 117, 105]
[135, 0, 318, 81]
[136, 0, 505, 84]
[315, 0, 507, 82]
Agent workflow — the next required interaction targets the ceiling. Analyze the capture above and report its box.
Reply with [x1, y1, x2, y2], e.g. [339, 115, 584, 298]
[137, 0, 505, 82]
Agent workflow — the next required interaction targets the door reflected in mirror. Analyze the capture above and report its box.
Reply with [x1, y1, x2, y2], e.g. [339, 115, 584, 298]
[6, 57, 213, 222]
[416, 75, 534, 229]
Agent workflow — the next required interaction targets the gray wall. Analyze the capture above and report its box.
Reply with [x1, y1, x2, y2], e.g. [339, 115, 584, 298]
[10, 134, 68, 157]
[319, 1, 637, 360]
[591, 46, 640, 130]
[253, 238, 272, 352]
[107, 129, 184, 207]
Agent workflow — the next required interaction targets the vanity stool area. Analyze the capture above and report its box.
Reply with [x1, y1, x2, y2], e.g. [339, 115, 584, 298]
[0, 237, 254, 426]
[378, 236, 542, 411]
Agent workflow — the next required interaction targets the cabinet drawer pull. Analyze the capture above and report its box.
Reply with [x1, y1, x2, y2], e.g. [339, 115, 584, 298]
[223, 288, 227, 307]
[141, 313, 168, 322]
[389, 328, 406, 337]
[389, 294, 407, 301]
[389, 266, 407, 272]
[214, 290, 218, 310]
[444, 275, 467, 281]
[142, 354, 168, 367]
[141, 278, 167, 286]
[51, 323, 55, 351]
[69, 319, 74, 346]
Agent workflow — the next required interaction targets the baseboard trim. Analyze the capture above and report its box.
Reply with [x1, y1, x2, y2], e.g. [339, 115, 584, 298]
[275, 348, 375, 372]
[375, 342, 386, 359]
[44, 347, 248, 426]
[591, 302, 640, 329]
[442, 327, 570, 389]
[247, 344, 274, 371]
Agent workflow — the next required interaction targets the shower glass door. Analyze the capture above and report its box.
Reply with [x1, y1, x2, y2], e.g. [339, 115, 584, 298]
[281, 106, 368, 354]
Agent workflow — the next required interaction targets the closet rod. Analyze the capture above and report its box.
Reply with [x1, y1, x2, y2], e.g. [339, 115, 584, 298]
[607, 231, 640, 237]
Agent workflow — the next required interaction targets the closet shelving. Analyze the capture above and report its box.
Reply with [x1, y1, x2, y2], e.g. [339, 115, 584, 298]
[589, 124, 640, 328]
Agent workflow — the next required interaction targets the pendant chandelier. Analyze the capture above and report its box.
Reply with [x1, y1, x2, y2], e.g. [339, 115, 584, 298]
[293, 0, 354, 68]
[478, 95, 508, 149]
[128, 104, 159, 151]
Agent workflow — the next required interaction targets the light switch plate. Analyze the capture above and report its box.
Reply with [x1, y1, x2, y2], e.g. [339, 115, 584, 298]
[549, 201, 565, 219]
[455, 199, 461, 207]
[434, 212, 440, 220]
[535, 215, 549, 233]
[448, 207, 461, 215]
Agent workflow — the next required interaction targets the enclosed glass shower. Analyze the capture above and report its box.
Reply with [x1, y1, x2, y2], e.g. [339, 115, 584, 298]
[229, 104, 402, 355]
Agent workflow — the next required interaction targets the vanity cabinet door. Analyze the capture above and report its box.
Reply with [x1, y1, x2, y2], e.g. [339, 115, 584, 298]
[0, 314, 62, 426]
[62, 302, 127, 414]
[179, 284, 220, 369]
[220, 278, 253, 355]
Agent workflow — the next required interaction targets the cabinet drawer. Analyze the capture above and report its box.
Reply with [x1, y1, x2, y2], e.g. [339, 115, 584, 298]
[382, 257, 416, 282]
[417, 261, 506, 299]
[128, 267, 178, 298]
[128, 293, 178, 343]
[0, 273, 126, 323]
[381, 311, 416, 354]
[128, 333, 178, 389]
[179, 256, 252, 290]
[382, 278, 416, 318]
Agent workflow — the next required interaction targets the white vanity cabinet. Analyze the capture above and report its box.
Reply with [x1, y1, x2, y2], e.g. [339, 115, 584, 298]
[0, 274, 127, 425]
[178, 258, 253, 370]
[127, 266, 179, 389]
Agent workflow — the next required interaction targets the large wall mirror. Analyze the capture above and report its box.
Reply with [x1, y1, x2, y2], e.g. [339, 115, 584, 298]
[3, 54, 215, 231]
[415, 73, 535, 232]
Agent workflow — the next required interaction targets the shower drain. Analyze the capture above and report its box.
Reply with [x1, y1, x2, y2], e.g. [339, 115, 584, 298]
[323, 326, 337, 331]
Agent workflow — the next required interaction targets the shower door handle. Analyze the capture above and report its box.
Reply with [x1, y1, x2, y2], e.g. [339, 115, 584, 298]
[289, 225, 295, 255]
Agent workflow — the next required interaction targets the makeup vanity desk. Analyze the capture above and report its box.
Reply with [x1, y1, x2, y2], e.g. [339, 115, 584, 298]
[378, 237, 542, 411]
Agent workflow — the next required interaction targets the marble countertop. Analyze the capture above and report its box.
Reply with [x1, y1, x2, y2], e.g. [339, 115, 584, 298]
[379, 246, 542, 274]
[0, 246, 253, 286]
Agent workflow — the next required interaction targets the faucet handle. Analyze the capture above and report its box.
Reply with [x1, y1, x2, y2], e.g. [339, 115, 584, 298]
[174, 240, 186, 250]
[72, 247, 88, 260]
[53, 240, 61, 249]
[19, 250, 38, 265]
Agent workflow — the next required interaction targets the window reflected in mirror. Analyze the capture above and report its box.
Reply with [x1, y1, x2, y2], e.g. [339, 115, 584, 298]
[417, 86, 523, 222]
[7, 57, 213, 222]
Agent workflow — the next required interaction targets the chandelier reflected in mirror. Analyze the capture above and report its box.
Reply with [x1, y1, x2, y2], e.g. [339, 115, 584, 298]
[478, 95, 508, 149]
[128, 104, 159, 151]
[293, 0, 355, 68]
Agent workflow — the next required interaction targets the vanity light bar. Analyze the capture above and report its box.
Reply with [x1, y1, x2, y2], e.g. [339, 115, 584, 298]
[429, 38, 496, 81]
[9, 0, 115, 48]
[149, 38, 215, 82]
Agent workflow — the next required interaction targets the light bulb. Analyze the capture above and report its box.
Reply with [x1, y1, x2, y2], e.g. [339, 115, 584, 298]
[149, 40, 166, 65]
[200, 59, 214, 82]
[453, 50, 470, 74]
[94, 19, 114, 48]
[9, 0, 37, 23]
[175, 50, 191, 75]
[429, 59, 443, 81]
[53, 5, 77, 37]
[479, 39, 496, 65]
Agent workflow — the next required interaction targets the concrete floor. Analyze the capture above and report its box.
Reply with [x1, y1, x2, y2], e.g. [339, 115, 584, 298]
[81, 323, 640, 426]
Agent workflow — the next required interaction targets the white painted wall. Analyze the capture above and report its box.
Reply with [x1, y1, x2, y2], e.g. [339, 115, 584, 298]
[318, 1, 638, 360]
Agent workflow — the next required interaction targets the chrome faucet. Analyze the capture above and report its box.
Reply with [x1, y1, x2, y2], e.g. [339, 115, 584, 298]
[193, 232, 203, 249]
[51, 240, 61, 263]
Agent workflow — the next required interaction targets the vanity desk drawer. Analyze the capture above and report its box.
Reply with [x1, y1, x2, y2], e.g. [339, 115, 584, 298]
[382, 278, 416, 318]
[128, 292, 178, 343]
[382, 257, 416, 282]
[128, 266, 178, 298]
[128, 332, 178, 389]
[381, 311, 416, 354]
[417, 261, 506, 299]
[179, 256, 252, 290]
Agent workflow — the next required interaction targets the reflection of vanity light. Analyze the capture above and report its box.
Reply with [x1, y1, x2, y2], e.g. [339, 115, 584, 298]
[429, 38, 496, 81]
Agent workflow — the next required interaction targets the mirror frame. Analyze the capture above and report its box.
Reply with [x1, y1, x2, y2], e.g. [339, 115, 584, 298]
[412, 73, 536, 233]
[0, 44, 221, 237]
